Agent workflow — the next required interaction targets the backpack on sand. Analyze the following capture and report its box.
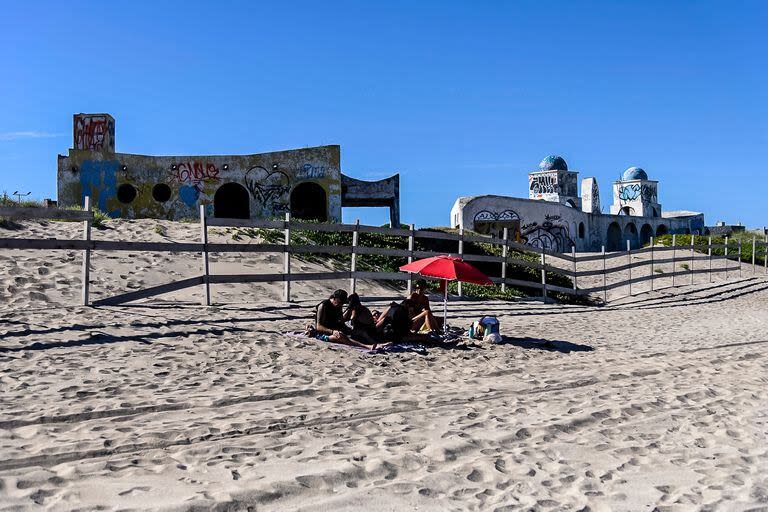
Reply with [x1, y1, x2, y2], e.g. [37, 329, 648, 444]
[469, 316, 501, 344]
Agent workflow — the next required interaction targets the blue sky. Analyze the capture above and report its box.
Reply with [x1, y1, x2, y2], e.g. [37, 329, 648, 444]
[1, 0, 765, 227]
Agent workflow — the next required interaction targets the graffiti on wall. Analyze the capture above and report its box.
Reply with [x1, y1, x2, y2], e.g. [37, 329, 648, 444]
[582, 178, 601, 213]
[590, 182, 600, 212]
[295, 163, 328, 179]
[178, 185, 201, 207]
[245, 166, 291, 213]
[619, 183, 657, 203]
[560, 173, 577, 197]
[474, 209, 520, 222]
[618, 184, 641, 201]
[169, 162, 221, 186]
[79, 160, 119, 213]
[521, 215, 574, 252]
[641, 184, 657, 203]
[75, 115, 115, 152]
[529, 174, 558, 195]
[167, 161, 222, 207]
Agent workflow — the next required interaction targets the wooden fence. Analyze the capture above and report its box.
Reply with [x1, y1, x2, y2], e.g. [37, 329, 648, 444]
[1, 198, 766, 307]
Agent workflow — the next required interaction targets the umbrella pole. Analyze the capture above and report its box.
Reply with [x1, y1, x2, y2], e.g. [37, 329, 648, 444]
[443, 279, 448, 331]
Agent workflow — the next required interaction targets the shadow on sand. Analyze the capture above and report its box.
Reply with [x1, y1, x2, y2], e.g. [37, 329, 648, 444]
[498, 337, 594, 354]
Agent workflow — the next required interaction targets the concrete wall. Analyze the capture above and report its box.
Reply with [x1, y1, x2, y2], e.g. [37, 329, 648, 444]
[451, 195, 704, 252]
[57, 145, 342, 221]
[340, 174, 400, 227]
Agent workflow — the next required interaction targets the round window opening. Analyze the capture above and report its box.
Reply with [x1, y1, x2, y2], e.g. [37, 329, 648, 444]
[152, 183, 172, 203]
[117, 183, 137, 204]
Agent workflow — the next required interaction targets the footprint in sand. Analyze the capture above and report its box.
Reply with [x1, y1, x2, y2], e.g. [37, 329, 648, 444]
[118, 486, 151, 496]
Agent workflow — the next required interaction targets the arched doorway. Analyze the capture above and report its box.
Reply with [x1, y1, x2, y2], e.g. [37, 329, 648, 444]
[607, 222, 622, 251]
[290, 182, 327, 221]
[640, 224, 654, 246]
[473, 210, 520, 240]
[619, 206, 635, 216]
[656, 225, 668, 237]
[623, 223, 639, 249]
[214, 183, 250, 219]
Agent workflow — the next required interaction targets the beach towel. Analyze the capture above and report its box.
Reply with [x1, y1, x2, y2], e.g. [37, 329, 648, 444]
[284, 331, 428, 355]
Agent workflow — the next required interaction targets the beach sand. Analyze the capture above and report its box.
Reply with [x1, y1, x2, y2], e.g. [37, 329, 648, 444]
[1, 220, 767, 511]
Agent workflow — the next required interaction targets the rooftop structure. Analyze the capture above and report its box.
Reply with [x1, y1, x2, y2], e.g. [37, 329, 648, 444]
[57, 114, 401, 226]
[451, 155, 704, 252]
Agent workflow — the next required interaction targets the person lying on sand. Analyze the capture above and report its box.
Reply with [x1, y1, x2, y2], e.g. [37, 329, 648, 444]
[308, 289, 380, 349]
[407, 279, 442, 333]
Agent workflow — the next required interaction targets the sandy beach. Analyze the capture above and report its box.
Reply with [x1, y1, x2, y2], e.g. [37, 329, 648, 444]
[1, 220, 767, 511]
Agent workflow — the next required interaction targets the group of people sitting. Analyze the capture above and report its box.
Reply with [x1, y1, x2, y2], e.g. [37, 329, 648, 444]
[306, 279, 442, 349]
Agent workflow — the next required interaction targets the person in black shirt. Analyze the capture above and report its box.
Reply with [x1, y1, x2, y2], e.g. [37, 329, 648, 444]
[311, 290, 375, 348]
[344, 293, 378, 344]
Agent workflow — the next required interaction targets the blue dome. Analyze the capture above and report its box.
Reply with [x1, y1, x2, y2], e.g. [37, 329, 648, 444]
[539, 155, 568, 171]
[622, 167, 648, 181]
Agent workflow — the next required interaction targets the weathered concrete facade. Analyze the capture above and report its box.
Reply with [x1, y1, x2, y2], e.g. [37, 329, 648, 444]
[451, 156, 705, 252]
[57, 114, 400, 224]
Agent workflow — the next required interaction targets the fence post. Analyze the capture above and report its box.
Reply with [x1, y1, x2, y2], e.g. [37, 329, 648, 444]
[458, 228, 464, 297]
[650, 236, 655, 291]
[738, 240, 742, 278]
[602, 245, 607, 303]
[349, 219, 360, 294]
[752, 235, 756, 275]
[571, 245, 577, 291]
[81, 196, 92, 306]
[540, 248, 547, 301]
[407, 224, 415, 295]
[283, 212, 291, 302]
[690, 234, 695, 286]
[708, 236, 713, 283]
[671, 234, 677, 287]
[627, 239, 632, 296]
[199, 204, 211, 306]
[764, 234, 767, 276]
[501, 227, 508, 293]
[724, 236, 729, 279]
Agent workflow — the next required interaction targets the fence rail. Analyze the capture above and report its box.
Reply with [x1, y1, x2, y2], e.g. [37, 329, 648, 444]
[0, 206, 93, 221]
[1, 198, 767, 306]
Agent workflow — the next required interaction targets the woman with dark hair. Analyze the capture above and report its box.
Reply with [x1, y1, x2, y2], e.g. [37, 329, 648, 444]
[344, 293, 378, 344]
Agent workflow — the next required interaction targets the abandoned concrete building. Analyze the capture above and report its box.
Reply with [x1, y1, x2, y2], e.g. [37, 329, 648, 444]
[57, 114, 400, 225]
[451, 156, 705, 252]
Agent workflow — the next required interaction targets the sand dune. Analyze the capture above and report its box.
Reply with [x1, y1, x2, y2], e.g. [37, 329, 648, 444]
[1, 219, 767, 510]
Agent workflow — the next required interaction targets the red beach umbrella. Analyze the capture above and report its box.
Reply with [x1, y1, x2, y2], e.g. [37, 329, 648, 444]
[399, 255, 493, 329]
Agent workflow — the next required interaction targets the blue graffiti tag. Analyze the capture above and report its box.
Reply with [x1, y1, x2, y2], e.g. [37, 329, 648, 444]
[179, 185, 201, 207]
[618, 184, 641, 201]
[79, 160, 119, 214]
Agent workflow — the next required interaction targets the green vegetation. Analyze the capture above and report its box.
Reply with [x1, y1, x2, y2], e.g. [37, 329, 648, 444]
[228, 222, 582, 303]
[0, 192, 37, 229]
[652, 234, 767, 266]
[154, 224, 167, 236]
[0, 192, 41, 208]
[0, 193, 110, 229]
[63, 205, 110, 228]
[0, 218, 21, 230]
[680, 263, 690, 271]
